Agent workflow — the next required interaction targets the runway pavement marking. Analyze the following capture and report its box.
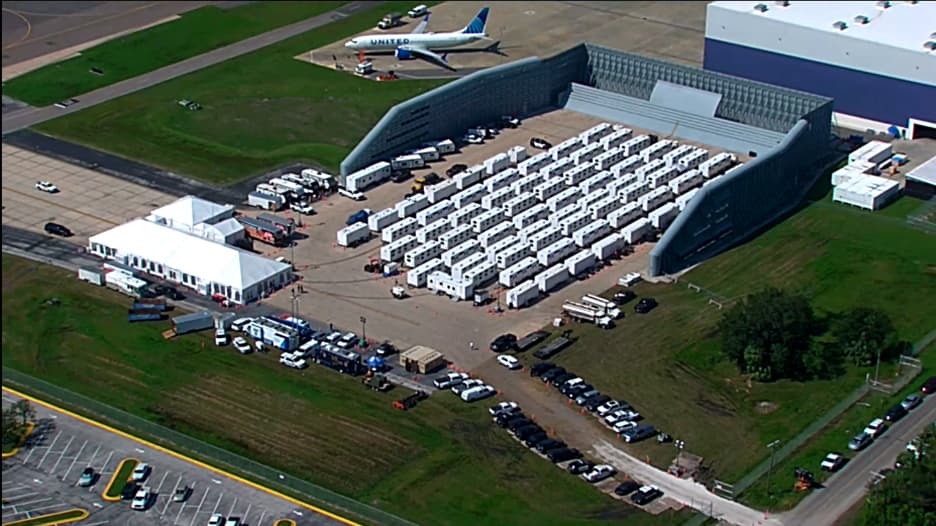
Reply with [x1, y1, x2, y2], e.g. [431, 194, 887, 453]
[49, 435, 75, 474]
[162, 474, 183, 515]
[0, 8, 32, 49]
[35, 430, 62, 469]
[2, 2, 158, 50]
[63, 440, 88, 481]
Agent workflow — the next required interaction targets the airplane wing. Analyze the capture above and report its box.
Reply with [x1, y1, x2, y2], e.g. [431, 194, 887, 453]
[398, 44, 456, 71]
[413, 14, 430, 34]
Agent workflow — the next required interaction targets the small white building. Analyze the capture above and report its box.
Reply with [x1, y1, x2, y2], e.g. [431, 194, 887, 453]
[832, 175, 901, 211]
[147, 196, 235, 234]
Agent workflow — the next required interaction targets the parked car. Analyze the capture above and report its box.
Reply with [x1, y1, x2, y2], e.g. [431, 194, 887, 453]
[44, 222, 73, 237]
[131, 486, 152, 510]
[885, 404, 908, 423]
[612, 420, 638, 434]
[820, 453, 847, 472]
[522, 432, 549, 448]
[497, 354, 521, 370]
[613, 290, 636, 304]
[132, 463, 151, 482]
[225, 517, 242, 526]
[529, 362, 555, 377]
[582, 464, 616, 483]
[547, 447, 582, 463]
[78, 467, 95, 487]
[552, 373, 577, 388]
[463, 134, 484, 145]
[495, 412, 526, 428]
[597, 400, 624, 416]
[585, 394, 611, 412]
[540, 367, 567, 383]
[120, 481, 140, 501]
[559, 377, 584, 394]
[514, 424, 545, 440]
[445, 164, 468, 177]
[375, 341, 398, 357]
[489, 401, 520, 417]
[534, 439, 566, 454]
[901, 394, 923, 411]
[621, 425, 657, 443]
[35, 180, 59, 193]
[434, 372, 469, 389]
[530, 137, 552, 150]
[634, 298, 658, 313]
[631, 485, 664, 505]
[864, 418, 887, 438]
[208, 515, 225, 526]
[214, 329, 229, 347]
[153, 284, 184, 300]
[565, 459, 594, 475]
[614, 480, 641, 496]
[229, 317, 253, 332]
[848, 432, 873, 451]
[566, 384, 593, 399]
[232, 337, 252, 354]
[501, 115, 521, 128]
[921, 376, 936, 395]
[460, 384, 495, 402]
[451, 378, 484, 395]
[503, 416, 532, 431]
[173, 485, 190, 503]
[289, 202, 315, 215]
[575, 389, 601, 406]
[336, 332, 358, 349]
[490, 334, 518, 352]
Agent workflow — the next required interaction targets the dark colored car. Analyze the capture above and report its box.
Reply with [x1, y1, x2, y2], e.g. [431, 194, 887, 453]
[547, 447, 582, 463]
[514, 425, 545, 440]
[375, 341, 397, 357]
[566, 459, 594, 475]
[530, 137, 552, 150]
[551, 373, 577, 387]
[496, 413, 527, 428]
[535, 439, 566, 454]
[506, 418, 534, 432]
[613, 290, 636, 304]
[424, 172, 443, 185]
[120, 481, 140, 501]
[634, 298, 658, 314]
[622, 424, 657, 443]
[445, 164, 468, 177]
[44, 222, 73, 237]
[390, 171, 412, 183]
[540, 367, 567, 383]
[614, 480, 641, 496]
[921, 376, 936, 395]
[585, 394, 611, 412]
[490, 334, 518, 352]
[566, 384, 593, 399]
[884, 404, 908, 423]
[631, 486, 664, 505]
[529, 362, 555, 377]
[522, 432, 549, 448]
[154, 284, 185, 300]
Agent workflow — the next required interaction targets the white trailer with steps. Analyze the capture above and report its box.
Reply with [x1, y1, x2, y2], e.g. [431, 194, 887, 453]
[407, 258, 444, 287]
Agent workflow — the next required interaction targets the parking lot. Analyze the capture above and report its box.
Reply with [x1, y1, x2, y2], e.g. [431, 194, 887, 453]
[1, 391, 350, 526]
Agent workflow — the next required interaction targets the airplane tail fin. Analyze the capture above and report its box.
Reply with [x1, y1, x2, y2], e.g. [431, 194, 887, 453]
[462, 7, 489, 35]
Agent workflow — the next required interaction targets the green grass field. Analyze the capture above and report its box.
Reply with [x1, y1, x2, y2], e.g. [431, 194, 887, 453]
[3, 3, 345, 107]
[521, 194, 936, 484]
[1, 254, 687, 526]
[35, 1, 446, 184]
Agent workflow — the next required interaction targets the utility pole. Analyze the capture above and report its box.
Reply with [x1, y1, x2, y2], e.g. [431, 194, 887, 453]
[766, 439, 781, 500]
[290, 287, 300, 320]
[359, 316, 367, 348]
[873, 346, 883, 385]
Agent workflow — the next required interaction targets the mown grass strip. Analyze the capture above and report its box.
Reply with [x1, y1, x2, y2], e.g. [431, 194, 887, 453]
[3, 508, 89, 526]
[274, 520, 297, 526]
[102, 458, 139, 501]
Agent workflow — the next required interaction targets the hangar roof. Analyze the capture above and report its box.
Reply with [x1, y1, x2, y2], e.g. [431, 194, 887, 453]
[709, 1, 936, 53]
[905, 155, 936, 186]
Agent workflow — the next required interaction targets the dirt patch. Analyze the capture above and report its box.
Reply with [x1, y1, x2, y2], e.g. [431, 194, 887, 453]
[754, 401, 779, 415]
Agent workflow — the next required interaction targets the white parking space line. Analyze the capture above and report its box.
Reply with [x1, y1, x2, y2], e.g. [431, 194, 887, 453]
[256, 510, 267, 526]
[226, 496, 238, 517]
[185, 485, 208, 526]
[49, 435, 75, 474]
[83, 521, 111, 526]
[85, 444, 101, 468]
[162, 474, 183, 515]
[5, 491, 39, 500]
[13, 497, 52, 508]
[62, 439, 88, 481]
[210, 492, 224, 516]
[35, 430, 62, 469]
[241, 503, 252, 524]
[155, 470, 170, 495]
[21, 438, 42, 464]
[25, 502, 68, 514]
[97, 451, 114, 473]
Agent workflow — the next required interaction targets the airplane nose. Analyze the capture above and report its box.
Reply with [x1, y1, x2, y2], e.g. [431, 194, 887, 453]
[344, 41, 354, 48]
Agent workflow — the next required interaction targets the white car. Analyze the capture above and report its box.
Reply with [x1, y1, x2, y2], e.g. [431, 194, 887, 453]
[612, 420, 637, 434]
[582, 464, 616, 483]
[597, 400, 622, 416]
[207, 514, 225, 526]
[489, 401, 520, 416]
[131, 486, 151, 510]
[225, 518, 241, 526]
[820, 452, 846, 472]
[336, 332, 358, 349]
[131, 463, 150, 482]
[214, 329, 229, 346]
[229, 317, 253, 332]
[497, 355, 521, 370]
[280, 356, 308, 369]
[35, 181, 59, 193]
[604, 409, 633, 425]
[338, 188, 365, 201]
[460, 384, 495, 402]
[463, 134, 483, 145]
[289, 202, 314, 215]
[408, 4, 428, 17]
[864, 418, 887, 438]
[433, 372, 469, 389]
[232, 337, 252, 354]
[451, 378, 484, 395]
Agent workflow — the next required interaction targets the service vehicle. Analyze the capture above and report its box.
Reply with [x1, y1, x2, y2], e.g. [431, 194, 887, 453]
[408, 4, 428, 17]
[214, 329, 229, 347]
[378, 12, 402, 29]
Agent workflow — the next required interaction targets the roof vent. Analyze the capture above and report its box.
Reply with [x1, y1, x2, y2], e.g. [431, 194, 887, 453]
[833, 21, 848, 31]
[924, 41, 936, 51]
[877, 1, 891, 8]
[754, 3, 769, 13]
[854, 15, 870, 24]
[775, 0, 790, 6]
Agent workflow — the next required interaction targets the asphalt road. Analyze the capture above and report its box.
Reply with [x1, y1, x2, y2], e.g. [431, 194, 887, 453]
[781, 393, 936, 526]
[1, 1, 375, 133]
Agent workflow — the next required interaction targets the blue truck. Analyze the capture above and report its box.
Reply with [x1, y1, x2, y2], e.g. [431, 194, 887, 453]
[346, 209, 371, 226]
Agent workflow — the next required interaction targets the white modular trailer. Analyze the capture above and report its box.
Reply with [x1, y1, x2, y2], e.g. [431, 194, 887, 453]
[416, 200, 456, 227]
[503, 192, 539, 218]
[506, 280, 539, 309]
[471, 208, 505, 234]
[550, 137, 583, 160]
[610, 155, 643, 178]
[621, 134, 653, 156]
[439, 224, 474, 250]
[368, 208, 401, 232]
[559, 210, 593, 237]
[580, 122, 613, 144]
[508, 145, 528, 164]
[380, 235, 419, 262]
[547, 186, 582, 212]
[593, 147, 627, 171]
[565, 249, 597, 277]
[391, 154, 425, 171]
[619, 180, 652, 203]
[533, 178, 565, 202]
[485, 168, 520, 193]
[451, 251, 487, 281]
[425, 179, 459, 204]
[452, 184, 487, 209]
[336, 222, 371, 247]
[449, 202, 483, 228]
[669, 169, 704, 195]
[535, 264, 570, 293]
[563, 163, 598, 187]
[382, 216, 419, 243]
[345, 161, 391, 192]
[663, 144, 696, 168]
[485, 235, 521, 262]
[572, 219, 611, 248]
[649, 202, 679, 231]
[832, 175, 901, 211]
[621, 217, 652, 244]
[541, 157, 574, 180]
[478, 221, 515, 248]
[512, 203, 548, 230]
[699, 152, 737, 179]
[550, 205, 581, 229]
[635, 159, 666, 181]
[441, 239, 481, 268]
[454, 166, 484, 190]
[427, 271, 474, 301]
[678, 149, 709, 172]
[606, 173, 640, 196]
[463, 260, 498, 288]
[580, 171, 614, 195]
[589, 195, 624, 220]
[571, 143, 603, 166]
[640, 186, 674, 213]
[416, 218, 454, 243]
[496, 244, 531, 270]
[647, 166, 683, 189]
[481, 186, 515, 211]
[640, 139, 677, 163]
[848, 140, 893, 166]
[404, 240, 443, 268]
[407, 258, 444, 287]
[607, 202, 644, 229]
[510, 173, 543, 195]
[518, 153, 552, 176]
[434, 139, 457, 154]
[536, 237, 577, 267]
[413, 146, 440, 162]
[396, 193, 430, 218]
[528, 226, 565, 252]
[590, 232, 626, 260]
[675, 187, 700, 211]
[499, 257, 541, 288]
[484, 153, 510, 175]
[518, 219, 551, 244]
[269, 177, 308, 196]
[578, 189, 611, 213]
[600, 128, 633, 150]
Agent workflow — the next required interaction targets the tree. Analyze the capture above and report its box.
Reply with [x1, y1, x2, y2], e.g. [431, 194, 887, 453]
[11, 399, 36, 427]
[2, 405, 25, 452]
[831, 308, 901, 366]
[862, 426, 936, 525]
[719, 287, 819, 381]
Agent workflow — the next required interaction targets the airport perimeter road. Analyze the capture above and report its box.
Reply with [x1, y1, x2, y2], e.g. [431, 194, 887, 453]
[781, 394, 936, 526]
[1, 1, 374, 133]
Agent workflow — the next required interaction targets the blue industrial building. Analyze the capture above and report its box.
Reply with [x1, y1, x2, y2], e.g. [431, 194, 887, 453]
[704, 1, 936, 135]
[341, 43, 833, 277]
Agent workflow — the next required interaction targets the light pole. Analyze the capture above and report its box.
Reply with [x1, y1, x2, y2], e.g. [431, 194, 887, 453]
[290, 287, 300, 320]
[766, 439, 781, 500]
[359, 316, 367, 348]
[873, 346, 883, 385]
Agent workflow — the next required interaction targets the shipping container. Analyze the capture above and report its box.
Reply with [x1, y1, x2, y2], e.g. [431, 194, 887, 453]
[590, 232, 626, 261]
[572, 219, 611, 248]
[640, 139, 677, 163]
[545, 187, 581, 212]
[541, 157, 574, 180]
[413, 146, 440, 162]
[562, 163, 597, 188]
[451, 251, 487, 281]
[496, 244, 530, 270]
[337, 222, 371, 247]
[678, 149, 709, 172]
[346, 161, 392, 192]
[533, 178, 565, 202]
[463, 260, 498, 288]
[609, 155, 643, 178]
[662, 144, 696, 168]
[589, 195, 624, 220]
[478, 221, 514, 248]
[416, 218, 454, 243]
[382, 216, 419, 243]
[484, 153, 510, 175]
[675, 187, 700, 211]
[536, 237, 577, 267]
[391, 153, 425, 171]
[580, 171, 614, 195]
[517, 152, 552, 176]
[579, 122, 613, 144]
[416, 200, 456, 227]
[435, 138, 457, 154]
[640, 186, 674, 213]
[621, 217, 652, 244]
[649, 202, 679, 231]
[452, 184, 487, 209]
[471, 208, 505, 234]
[449, 202, 484, 228]
[395, 193, 430, 218]
[510, 173, 541, 196]
[600, 128, 633, 151]
[607, 202, 644, 229]
[621, 134, 652, 156]
[439, 224, 474, 250]
[511, 203, 548, 230]
[78, 267, 104, 286]
[454, 167, 483, 190]
[407, 258, 444, 287]
[647, 166, 682, 189]
[425, 179, 459, 203]
[427, 271, 474, 301]
[368, 207, 401, 232]
[484, 168, 520, 193]
[508, 145, 528, 164]
[699, 152, 736, 179]
[481, 186, 515, 211]
[668, 169, 704, 195]
[506, 279, 539, 309]
[535, 264, 570, 293]
[381, 235, 419, 262]
[571, 143, 603, 166]
[517, 219, 551, 243]
[528, 226, 564, 252]
[619, 180, 652, 204]
[404, 240, 443, 268]
[499, 257, 541, 288]
[442, 239, 481, 268]
[565, 249, 596, 277]
[560, 210, 592, 237]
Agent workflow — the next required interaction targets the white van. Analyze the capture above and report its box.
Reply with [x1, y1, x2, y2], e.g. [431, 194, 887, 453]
[339, 188, 366, 201]
[460, 384, 495, 402]
[408, 4, 428, 17]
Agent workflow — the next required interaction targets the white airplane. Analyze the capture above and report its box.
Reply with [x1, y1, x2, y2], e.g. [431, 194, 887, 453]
[344, 7, 491, 71]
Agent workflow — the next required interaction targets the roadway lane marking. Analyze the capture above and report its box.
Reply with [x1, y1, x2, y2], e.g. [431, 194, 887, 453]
[162, 474, 183, 515]
[49, 435, 75, 474]
[35, 431, 62, 469]
[62, 439, 87, 481]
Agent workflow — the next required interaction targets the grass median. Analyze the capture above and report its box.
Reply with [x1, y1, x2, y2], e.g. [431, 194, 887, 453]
[102, 458, 139, 501]
[4, 2, 345, 107]
[35, 1, 446, 184]
[4, 509, 88, 526]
